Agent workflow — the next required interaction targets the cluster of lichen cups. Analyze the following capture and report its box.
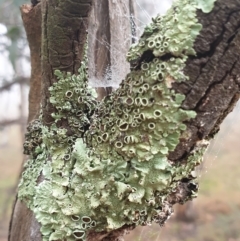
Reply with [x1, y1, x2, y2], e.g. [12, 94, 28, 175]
[18, 0, 216, 240]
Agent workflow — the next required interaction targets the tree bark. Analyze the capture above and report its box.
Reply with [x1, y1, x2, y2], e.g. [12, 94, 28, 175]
[41, 0, 93, 126]
[169, 0, 240, 162]
[21, 3, 42, 122]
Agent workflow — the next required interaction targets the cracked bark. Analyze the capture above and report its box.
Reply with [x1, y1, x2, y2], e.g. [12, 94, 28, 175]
[8, 0, 240, 241]
[169, 0, 240, 162]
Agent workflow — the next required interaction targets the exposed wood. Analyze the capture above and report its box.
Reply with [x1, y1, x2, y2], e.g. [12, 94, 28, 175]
[88, 0, 111, 100]
[108, 0, 131, 87]
[88, 0, 132, 100]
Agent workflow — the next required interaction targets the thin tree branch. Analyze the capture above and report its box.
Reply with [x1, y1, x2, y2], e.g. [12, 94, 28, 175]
[0, 77, 29, 92]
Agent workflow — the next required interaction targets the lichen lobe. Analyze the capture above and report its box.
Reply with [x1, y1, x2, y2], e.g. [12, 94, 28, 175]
[18, 0, 216, 240]
[195, 0, 216, 13]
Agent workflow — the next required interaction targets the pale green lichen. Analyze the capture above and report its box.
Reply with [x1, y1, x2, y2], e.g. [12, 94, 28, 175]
[195, 0, 216, 13]
[18, 0, 216, 240]
[127, 0, 201, 61]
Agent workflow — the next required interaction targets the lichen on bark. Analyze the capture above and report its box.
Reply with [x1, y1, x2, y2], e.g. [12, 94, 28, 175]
[18, 0, 220, 241]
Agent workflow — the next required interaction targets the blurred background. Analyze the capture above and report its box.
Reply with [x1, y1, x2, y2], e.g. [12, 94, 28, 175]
[0, 0, 240, 241]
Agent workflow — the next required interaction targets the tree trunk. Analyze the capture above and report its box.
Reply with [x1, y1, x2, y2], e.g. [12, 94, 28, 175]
[21, 3, 42, 122]
[9, 1, 133, 241]
[8, 1, 240, 241]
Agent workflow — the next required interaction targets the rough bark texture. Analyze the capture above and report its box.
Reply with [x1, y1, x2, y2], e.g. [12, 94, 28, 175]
[41, 0, 93, 125]
[169, 0, 240, 162]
